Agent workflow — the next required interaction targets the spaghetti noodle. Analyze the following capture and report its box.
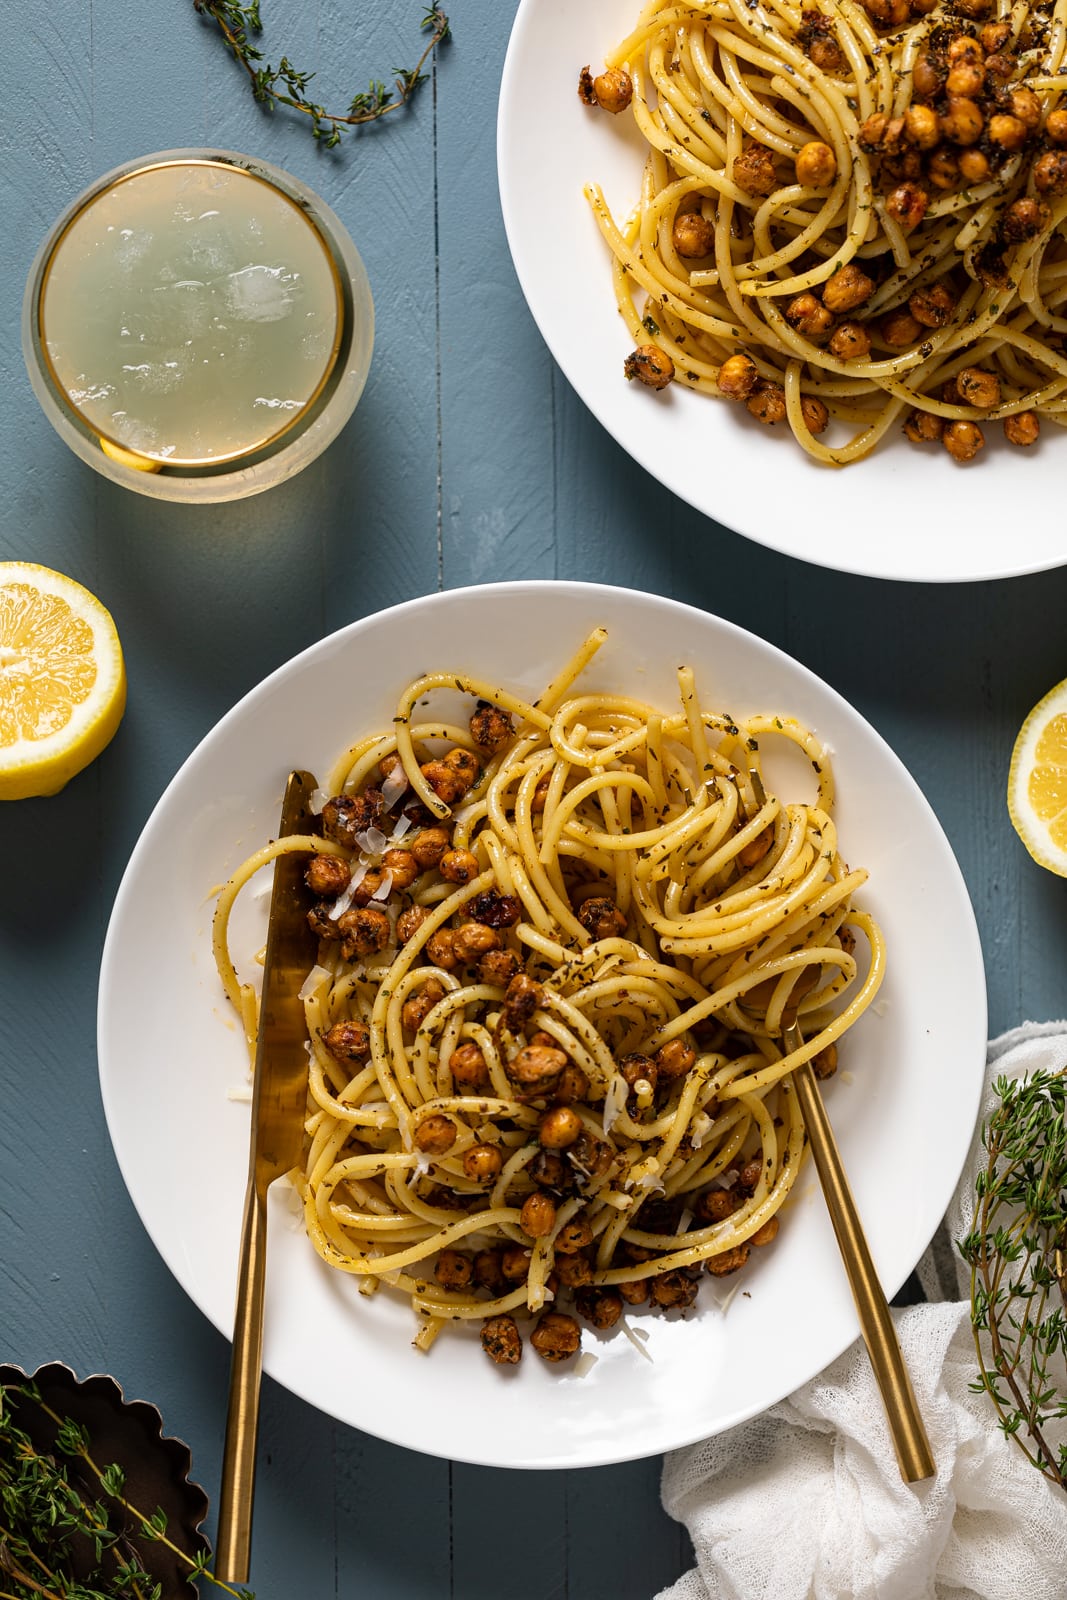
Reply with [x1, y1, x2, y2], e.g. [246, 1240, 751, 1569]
[213, 629, 885, 1364]
[583, 0, 1067, 463]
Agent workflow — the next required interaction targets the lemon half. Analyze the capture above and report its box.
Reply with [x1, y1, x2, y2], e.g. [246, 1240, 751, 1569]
[1007, 676, 1067, 876]
[0, 561, 126, 800]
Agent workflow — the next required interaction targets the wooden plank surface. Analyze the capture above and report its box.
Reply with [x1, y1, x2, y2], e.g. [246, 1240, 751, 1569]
[2, 3, 1066, 1598]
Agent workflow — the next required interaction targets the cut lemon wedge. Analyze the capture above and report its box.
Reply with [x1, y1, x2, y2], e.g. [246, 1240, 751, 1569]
[1008, 676, 1067, 875]
[0, 562, 126, 800]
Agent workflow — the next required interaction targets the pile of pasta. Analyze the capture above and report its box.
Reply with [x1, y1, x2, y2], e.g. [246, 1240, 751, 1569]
[583, 0, 1067, 463]
[214, 629, 885, 1365]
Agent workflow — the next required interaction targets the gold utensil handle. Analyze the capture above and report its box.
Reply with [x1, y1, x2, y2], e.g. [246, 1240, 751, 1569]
[216, 1176, 269, 1582]
[792, 1058, 935, 1484]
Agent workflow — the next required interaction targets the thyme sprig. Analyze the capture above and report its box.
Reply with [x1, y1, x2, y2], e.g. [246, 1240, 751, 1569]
[193, 2, 451, 147]
[958, 1067, 1067, 1489]
[0, 1381, 253, 1600]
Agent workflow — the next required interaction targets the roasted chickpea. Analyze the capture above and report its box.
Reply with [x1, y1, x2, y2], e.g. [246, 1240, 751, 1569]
[1034, 151, 1067, 196]
[858, 112, 889, 151]
[912, 55, 941, 99]
[909, 283, 956, 328]
[1002, 198, 1050, 242]
[798, 395, 829, 435]
[578, 65, 633, 114]
[530, 1311, 582, 1363]
[1004, 411, 1040, 446]
[746, 382, 787, 425]
[941, 97, 983, 145]
[469, 702, 514, 754]
[539, 1105, 583, 1148]
[904, 105, 940, 149]
[396, 905, 430, 943]
[305, 854, 350, 897]
[982, 52, 1014, 79]
[987, 114, 1028, 152]
[717, 352, 760, 399]
[337, 905, 391, 958]
[574, 1286, 625, 1329]
[956, 367, 1001, 408]
[942, 420, 985, 461]
[1046, 108, 1067, 145]
[414, 1113, 457, 1155]
[751, 1216, 781, 1246]
[926, 148, 960, 190]
[880, 308, 922, 348]
[556, 1252, 594, 1289]
[435, 1248, 473, 1289]
[695, 1187, 740, 1223]
[623, 345, 675, 389]
[555, 1216, 594, 1253]
[618, 1278, 650, 1306]
[672, 209, 715, 257]
[467, 889, 522, 928]
[439, 848, 480, 884]
[979, 20, 1010, 51]
[650, 1268, 701, 1308]
[321, 790, 384, 848]
[706, 1243, 751, 1277]
[401, 977, 445, 1032]
[463, 1143, 503, 1183]
[947, 33, 982, 65]
[732, 143, 778, 197]
[473, 1249, 507, 1293]
[1009, 88, 1042, 128]
[478, 948, 521, 987]
[480, 1314, 522, 1365]
[380, 847, 418, 890]
[822, 263, 875, 314]
[946, 60, 984, 97]
[451, 922, 502, 965]
[794, 140, 836, 186]
[322, 1020, 371, 1062]
[425, 928, 457, 969]
[409, 826, 451, 869]
[828, 320, 871, 360]
[903, 409, 944, 443]
[655, 1039, 697, 1081]
[520, 1192, 558, 1239]
[886, 182, 928, 230]
[503, 972, 543, 1031]
[508, 1043, 568, 1090]
[501, 1245, 533, 1281]
[553, 1060, 592, 1104]
[784, 293, 834, 338]
[577, 895, 628, 940]
[812, 1042, 840, 1079]
[449, 1041, 491, 1091]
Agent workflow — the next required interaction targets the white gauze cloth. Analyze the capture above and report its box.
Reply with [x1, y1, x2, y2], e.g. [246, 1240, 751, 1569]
[656, 1023, 1067, 1600]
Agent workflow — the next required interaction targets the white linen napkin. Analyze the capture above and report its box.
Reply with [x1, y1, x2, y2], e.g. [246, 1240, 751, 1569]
[655, 1023, 1067, 1600]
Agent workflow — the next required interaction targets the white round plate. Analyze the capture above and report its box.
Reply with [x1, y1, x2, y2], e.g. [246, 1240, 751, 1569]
[497, 1, 1067, 583]
[98, 582, 987, 1468]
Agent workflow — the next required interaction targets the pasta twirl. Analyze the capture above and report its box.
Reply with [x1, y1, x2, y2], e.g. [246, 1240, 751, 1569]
[584, 0, 1067, 464]
[213, 630, 885, 1365]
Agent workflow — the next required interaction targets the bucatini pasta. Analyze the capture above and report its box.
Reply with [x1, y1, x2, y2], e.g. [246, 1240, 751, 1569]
[213, 629, 885, 1365]
[582, 0, 1067, 464]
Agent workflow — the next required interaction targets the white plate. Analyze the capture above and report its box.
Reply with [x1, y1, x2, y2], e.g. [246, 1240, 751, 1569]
[497, 1, 1067, 583]
[98, 582, 987, 1468]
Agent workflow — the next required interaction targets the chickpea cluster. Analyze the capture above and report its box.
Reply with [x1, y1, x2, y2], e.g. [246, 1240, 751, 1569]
[304, 696, 803, 1368]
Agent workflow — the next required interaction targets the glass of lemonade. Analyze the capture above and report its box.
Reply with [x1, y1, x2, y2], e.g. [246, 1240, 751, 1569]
[22, 150, 374, 503]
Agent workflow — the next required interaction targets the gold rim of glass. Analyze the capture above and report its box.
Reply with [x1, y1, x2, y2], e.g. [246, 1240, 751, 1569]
[36, 157, 346, 471]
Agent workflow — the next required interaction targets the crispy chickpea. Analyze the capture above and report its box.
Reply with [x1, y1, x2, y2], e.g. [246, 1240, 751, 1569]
[321, 790, 384, 848]
[706, 1243, 751, 1277]
[337, 905, 391, 959]
[808, 33, 845, 69]
[473, 1248, 507, 1293]
[650, 1269, 701, 1309]
[823, 263, 875, 314]
[530, 1311, 582, 1363]
[575, 1286, 625, 1330]
[858, 112, 888, 151]
[578, 65, 633, 114]
[530, 774, 552, 813]
[941, 97, 983, 145]
[480, 1314, 522, 1365]
[672, 209, 715, 257]
[942, 420, 985, 461]
[396, 905, 430, 944]
[800, 395, 830, 435]
[795, 140, 836, 186]
[520, 1192, 558, 1238]
[468, 889, 521, 928]
[623, 345, 675, 390]
[946, 60, 984, 97]
[903, 409, 944, 443]
[501, 1244, 532, 1281]
[717, 352, 760, 400]
[828, 320, 871, 360]
[401, 977, 445, 1032]
[960, 133, 995, 177]
[553, 1060, 592, 1104]
[746, 382, 787, 425]
[655, 1039, 697, 1081]
[463, 1143, 503, 1184]
[987, 114, 1027, 152]
[449, 1041, 491, 1091]
[1004, 411, 1040, 446]
[509, 1043, 568, 1090]
[926, 148, 960, 190]
[1046, 108, 1067, 145]
[979, 20, 1010, 51]
[322, 1019, 371, 1063]
[695, 1187, 740, 1222]
[377, 751, 407, 789]
[305, 854, 350, 897]
[577, 895, 628, 940]
[909, 283, 956, 328]
[886, 182, 928, 230]
[435, 1248, 473, 1289]
[912, 55, 941, 99]
[1034, 151, 1067, 196]
[880, 308, 922, 348]
[732, 143, 778, 197]
[479, 948, 521, 987]
[381, 847, 418, 890]
[982, 52, 1014, 79]
[751, 1216, 781, 1246]
[503, 972, 543, 1031]
[1002, 198, 1050, 242]
[784, 293, 834, 338]
[956, 367, 1001, 408]
[555, 1216, 594, 1253]
[414, 1113, 457, 1155]
[619, 1278, 650, 1306]
[1008, 88, 1042, 128]
[469, 702, 513, 754]
[540, 1105, 583, 1148]
[425, 928, 457, 970]
[947, 33, 982, 65]
[904, 105, 940, 149]
[452, 922, 502, 964]
[409, 826, 451, 869]
[554, 1252, 592, 1289]
[421, 750, 480, 805]
[812, 1042, 839, 1079]
[439, 848, 480, 884]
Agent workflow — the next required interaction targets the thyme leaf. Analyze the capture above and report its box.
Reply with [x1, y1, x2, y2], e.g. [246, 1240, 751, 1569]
[193, 2, 451, 147]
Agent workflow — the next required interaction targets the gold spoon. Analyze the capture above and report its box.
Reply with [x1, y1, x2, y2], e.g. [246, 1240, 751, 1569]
[779, 1012, 934, 1483]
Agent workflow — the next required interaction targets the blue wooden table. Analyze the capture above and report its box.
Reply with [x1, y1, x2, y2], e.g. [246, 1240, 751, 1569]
[3, 4, 1066, 1597]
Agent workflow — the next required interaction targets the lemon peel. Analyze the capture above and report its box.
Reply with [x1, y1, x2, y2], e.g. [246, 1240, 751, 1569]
[1007, 676, 1067, 876]
[0, 561, 127, 800]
